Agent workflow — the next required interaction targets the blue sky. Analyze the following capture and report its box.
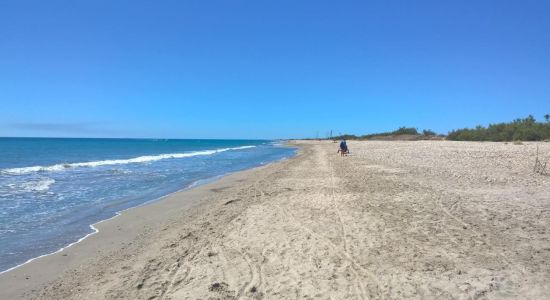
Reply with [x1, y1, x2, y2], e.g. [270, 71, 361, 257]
[1, 0, 549, 139]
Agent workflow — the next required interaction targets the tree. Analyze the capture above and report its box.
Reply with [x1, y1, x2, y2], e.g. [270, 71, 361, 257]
[545, 114, 550, 123]
[447, 115, 550, 141]
[393, 127, 418, 135]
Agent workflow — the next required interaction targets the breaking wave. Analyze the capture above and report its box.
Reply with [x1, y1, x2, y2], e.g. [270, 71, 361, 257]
[21, 178, 56, 192]
[1, 146, 256, 175]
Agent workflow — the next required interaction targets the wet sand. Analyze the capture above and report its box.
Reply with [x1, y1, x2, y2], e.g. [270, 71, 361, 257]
[1, 140, 549, 299]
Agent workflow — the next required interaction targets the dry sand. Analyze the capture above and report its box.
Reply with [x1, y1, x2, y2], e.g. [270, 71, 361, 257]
[1, 140, 549, 299]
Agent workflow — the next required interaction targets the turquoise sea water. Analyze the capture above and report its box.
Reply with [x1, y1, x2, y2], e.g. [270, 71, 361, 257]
[0, 138, 295, 272]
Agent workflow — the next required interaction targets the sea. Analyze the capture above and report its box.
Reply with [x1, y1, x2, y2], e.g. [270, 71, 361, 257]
[0, 138, 295, 273]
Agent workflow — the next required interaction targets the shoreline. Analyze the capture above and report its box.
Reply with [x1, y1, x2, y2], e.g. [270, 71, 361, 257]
[0, 148, 299, 299]
[0, 174, 234, 276]
[0, 146, 296, 275]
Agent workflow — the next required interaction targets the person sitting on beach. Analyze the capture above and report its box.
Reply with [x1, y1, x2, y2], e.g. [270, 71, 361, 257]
[338, 140, 349, 156]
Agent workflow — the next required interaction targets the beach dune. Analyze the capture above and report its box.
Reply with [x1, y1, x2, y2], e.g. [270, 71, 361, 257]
[1, 140, 549, 299]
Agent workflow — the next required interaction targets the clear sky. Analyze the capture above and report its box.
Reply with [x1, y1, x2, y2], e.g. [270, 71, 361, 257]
[1, 0, 549, 139]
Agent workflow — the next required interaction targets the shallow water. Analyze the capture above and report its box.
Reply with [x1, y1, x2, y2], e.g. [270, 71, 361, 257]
[0, 138, 295, 272]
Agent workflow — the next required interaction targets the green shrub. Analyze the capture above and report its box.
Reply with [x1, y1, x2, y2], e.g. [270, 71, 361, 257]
[422, 129, 436, 136]
[393, 127, 418, 135]
[447, 115, 550, 141]
[331, 134, 359, 140]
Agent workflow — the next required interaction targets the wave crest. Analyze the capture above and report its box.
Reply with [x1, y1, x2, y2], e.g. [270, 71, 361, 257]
[1, 146, 256, 175]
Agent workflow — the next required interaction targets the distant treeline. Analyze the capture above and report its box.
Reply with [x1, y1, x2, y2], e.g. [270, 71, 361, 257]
[447, 115, 550, 141]
[332, 127, 440, 141]
[330, 115, 550, 142]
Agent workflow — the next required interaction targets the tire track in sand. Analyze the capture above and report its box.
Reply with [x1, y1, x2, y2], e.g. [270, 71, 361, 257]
[272, 198, 379, 300]
[163, 182, 261, 299]
[436, 194, 527, 276]
[234, 181, 266, 299]
[328, 159, 371, 299]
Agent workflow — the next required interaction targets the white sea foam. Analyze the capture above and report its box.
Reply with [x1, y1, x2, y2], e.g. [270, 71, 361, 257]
[1, 145, 256, 175]
[21, 178, 56, 192]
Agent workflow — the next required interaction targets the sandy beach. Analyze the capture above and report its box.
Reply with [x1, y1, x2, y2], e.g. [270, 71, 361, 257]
[1, 140, 549, 299]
